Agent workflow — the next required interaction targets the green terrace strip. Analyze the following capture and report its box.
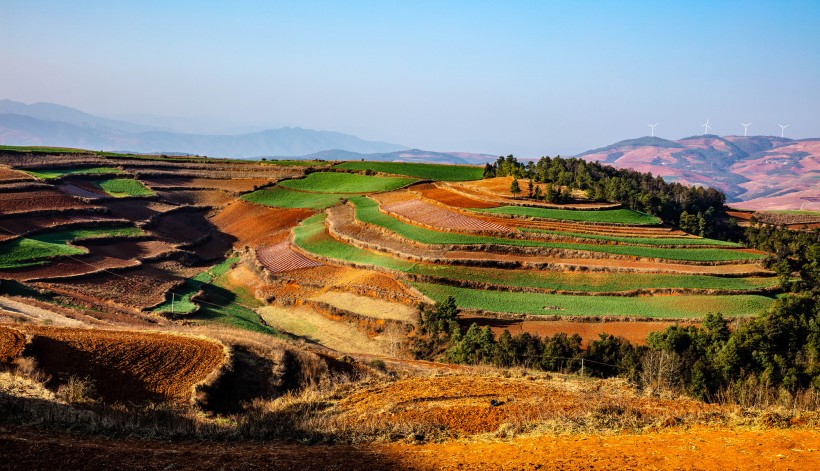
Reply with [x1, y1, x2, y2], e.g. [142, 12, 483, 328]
[476, 206, 661, 225]
[519, 228, 741, 247]
[349, 197, 761, 261]
[94, 178, 154, 197]
[333, 161, 484, 181]
[0, 145, 90, 153]
[0, 226, 144, 269]
[152, 260, 234, 315]
[22, 166, 125, 179]
[278, 171, 417, 193]
[242, 187, 345, 209]
[293, 214, 777, 293]
[412, 282, 775, 318]
[260, 159, 326, 167]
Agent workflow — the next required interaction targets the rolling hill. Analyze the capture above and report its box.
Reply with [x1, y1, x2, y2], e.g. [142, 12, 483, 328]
[577, 135, 819, 210]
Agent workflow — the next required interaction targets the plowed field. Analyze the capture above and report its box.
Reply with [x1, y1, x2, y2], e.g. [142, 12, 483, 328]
[416, 182, 500, 208]
[211, 200, 314, 248]
[0, 165, 35, 182]
[0, 325, 25, 363]
[149, 208, 214, 244]
[100, 199, 177, 221]
[141, 177, 273, 192]
[257, 241, 323, 273]
[155, 189, 235, 207]
[383, 199, 511, 233]
[0, 213, 123, 237]
[21, 326, 225, 403]
[0, 189, 90, 214]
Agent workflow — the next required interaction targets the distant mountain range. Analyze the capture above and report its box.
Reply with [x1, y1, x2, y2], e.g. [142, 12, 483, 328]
[2, 99, 817, 208]
[577, 135, 820, 210]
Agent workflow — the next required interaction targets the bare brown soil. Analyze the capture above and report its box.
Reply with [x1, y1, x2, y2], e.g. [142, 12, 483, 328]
[382, 198, 511, 233]
[0, 165, 35, 182]
[461, 317, 684, 346]
[99, 199, 177, 221]
[211, 200, 314, 248]
[415, 182, 500, 208]
[18, 326, 225, 403]
[0, 189, 92, 214]
[141, 177, 273, 192]
[155, 189, 236, 207]
[257, 241, 323, 273]
[0, 213, 124, 237]
[0, 325, 25, 363]
[55, 182, 108, 199]
[148, 208, 215, 244]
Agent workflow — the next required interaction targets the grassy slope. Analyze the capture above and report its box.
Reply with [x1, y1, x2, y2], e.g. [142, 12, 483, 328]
[333, 161, 484, 181]
[0, 227, 144, 269]
[94, 178, 154, 197]
[278, 172, 416, 193]
[242, 187, 343, 209]
[520, 228, 741, 247]
[350, 197, 761, 262]
[293, 214, 776, 293]
[477, 206, 661, 225]
[413, 282, 774, 318]
[23, 167, 125, 179]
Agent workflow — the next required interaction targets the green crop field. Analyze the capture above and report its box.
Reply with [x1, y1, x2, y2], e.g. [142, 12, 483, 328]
[294, 214, 775, 293]
[520, 228, 741, 247]
[0, 145, 89, 154]
[333, 161, 484, 181]
[93, 178, 154, 197]
[350, 197, 761, 261]
[476, 206, 661, 225]
[242, 187, 345, 209]
[23, 166, 125, 179]
[0, 226, 144, 269]
[412, 282, 774, 318]
[278, 172, 416, 193]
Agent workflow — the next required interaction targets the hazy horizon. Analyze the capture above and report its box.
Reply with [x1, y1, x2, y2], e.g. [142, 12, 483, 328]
[2, 1, 819, 157]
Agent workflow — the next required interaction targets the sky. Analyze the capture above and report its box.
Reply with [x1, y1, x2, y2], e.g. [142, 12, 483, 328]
[2, 0, 819, 156]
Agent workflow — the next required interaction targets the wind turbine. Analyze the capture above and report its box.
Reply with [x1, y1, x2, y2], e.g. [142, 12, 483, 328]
[778, 124, 790, 138]
[740, 123, 751, 137]
[701, 118, 711, 135]
[648, 123, 658, 137]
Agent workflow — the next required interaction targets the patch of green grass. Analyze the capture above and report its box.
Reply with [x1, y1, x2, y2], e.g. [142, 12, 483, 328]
[350, 197, 760, 261]
[93, 178, 154, 197]
[22, 167, 125, 179]
[293, 214, 775, 292]
[476, 206, 661, 225]
[242, 187, 344, 209]
[519, 228, 741, 247]
[260, 159, 327, 167]
[279, 172, 416, 193]
[0, 145, 88, 153]
[0, 226, 144, 269]
[333, 161, 484, 181]
[412, 282, 774, 318]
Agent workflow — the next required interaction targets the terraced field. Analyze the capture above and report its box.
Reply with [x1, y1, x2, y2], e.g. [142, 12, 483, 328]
[242, 187, 344, 209]
[0, 226, 144, 269]
[333, 161, 484, 181]
[22, 166, 125, 179]
[93, 178, 154, 197]
[476, 206, 661, 225]
[278, 171, 417, 193]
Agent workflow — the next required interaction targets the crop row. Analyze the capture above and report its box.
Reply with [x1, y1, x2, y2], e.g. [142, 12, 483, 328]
[475, 206, 661, 225]
[519, 228, 741, 247]
[350, 197, 761, 262]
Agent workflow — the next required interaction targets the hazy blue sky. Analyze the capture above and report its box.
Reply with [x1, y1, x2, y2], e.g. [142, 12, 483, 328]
[2, 1, 819, 156]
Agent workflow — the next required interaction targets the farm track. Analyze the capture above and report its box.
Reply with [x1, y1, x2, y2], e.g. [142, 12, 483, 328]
[0, 325, 25, 363]
[18, 326, 225, 403]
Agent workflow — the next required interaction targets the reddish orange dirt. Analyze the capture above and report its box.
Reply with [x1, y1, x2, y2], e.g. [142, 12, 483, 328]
[211, 200, 314, 248]
[416, 183, 500, 208]
[155, 189, 236, 207]
[0, 165, 35, 182]
[0, 325, 25, 363]
[1, 426, 818, 470]
[383, 199, 511, 233]
[461, 317, 685, 346]
[19, 326, 225, 403]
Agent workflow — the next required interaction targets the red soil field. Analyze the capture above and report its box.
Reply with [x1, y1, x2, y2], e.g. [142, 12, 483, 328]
[149, 208, 215, 244]
[141, 177, 273, 192]
[20, 326, 225, 403]
[100, 199, 177, 221]
[55, 183, 108, 200]
[383, 199, 511, 233]
[415, 182, 499, 208]
[0, 189, 91, 214]
[0, 325, 25, 363]
[211, 200, 314, 248]
[0, 165, 35, 182]
[460, 317, 684, 346]
[154, 189, 235, 207]
[0, 213, 125, 236]
[3, 425, 818, 470]
[33, 262, 189, 312]
[257, 241, 323, 273]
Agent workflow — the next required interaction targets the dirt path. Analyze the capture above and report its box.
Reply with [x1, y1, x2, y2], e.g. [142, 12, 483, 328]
[1, 426, 817, 470]
[0, 297, 86, 327]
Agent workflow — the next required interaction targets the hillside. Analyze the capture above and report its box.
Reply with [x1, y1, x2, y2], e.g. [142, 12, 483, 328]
[0, 146, 817, 469]
[578, 135, 819, 210]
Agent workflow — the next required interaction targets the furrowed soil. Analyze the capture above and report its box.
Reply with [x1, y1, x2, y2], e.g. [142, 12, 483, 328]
[257, 241, 323, 273]
[0, 325, 25, 363]
[0, 189, 92, 214]
[211, 200, 314, 248]
[140, 177, 273, 192]
[18, 326, 225, 403]
[155, 189, 236, 207]
[415, 182, 500, 208]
